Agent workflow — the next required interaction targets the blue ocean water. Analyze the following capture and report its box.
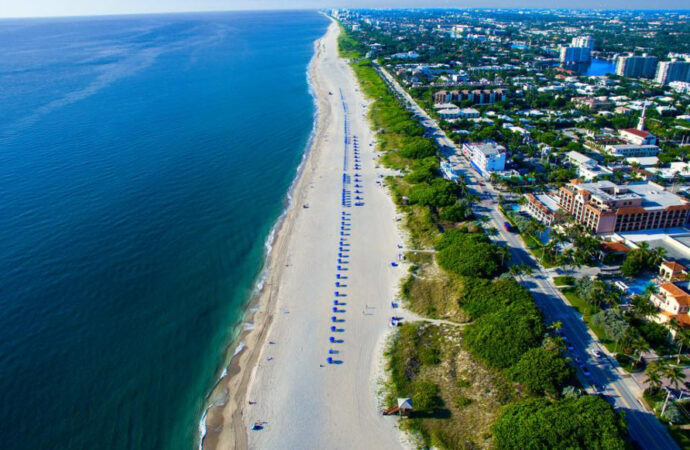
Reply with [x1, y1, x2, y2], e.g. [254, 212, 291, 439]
[0, 11, 328, 449]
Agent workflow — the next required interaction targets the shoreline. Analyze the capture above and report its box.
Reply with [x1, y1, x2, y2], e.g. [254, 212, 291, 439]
[199, 23, 333, 450]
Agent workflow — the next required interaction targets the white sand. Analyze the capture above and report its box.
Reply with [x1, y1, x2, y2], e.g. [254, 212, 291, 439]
[204, 21, 408, 450]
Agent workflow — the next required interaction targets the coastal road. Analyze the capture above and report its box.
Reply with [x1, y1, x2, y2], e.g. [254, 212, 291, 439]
[376, 63, 678, 449]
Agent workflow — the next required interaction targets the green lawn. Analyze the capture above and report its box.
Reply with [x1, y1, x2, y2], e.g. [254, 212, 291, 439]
[560, 288, 616, 354]
[553, 276, 574, 287]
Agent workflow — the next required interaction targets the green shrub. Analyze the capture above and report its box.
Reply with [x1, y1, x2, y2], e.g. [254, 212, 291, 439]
[464, 302, 545, 369]
[436, 229, 503, 278]
[510, 347, 574, 396]
[493, 396, 627, 449]
[413, 381, 442, 411]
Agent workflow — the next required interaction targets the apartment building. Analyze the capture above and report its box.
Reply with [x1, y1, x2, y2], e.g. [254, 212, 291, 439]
[655, 60, 690, 85]
[557, 180, 690, 234]
[433, 89, 506, 105]
[615, 54, 658, 79]
[461, 142, 506, 177]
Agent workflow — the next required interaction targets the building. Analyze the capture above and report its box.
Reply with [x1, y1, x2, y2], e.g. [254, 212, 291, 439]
[605, 144, 660, 158]
[615, 54, 658, 79]
[560, 46, 591, 64]
[650, 282, 690, 331]
[660, 261, 688, 282]
[524, 193, 562, 225]
[655, 60, 690, 85]
[433, 89, 506, 105]
[557, 180, 690, 234]
[458, 108, 480, 118]
[618, 128, 657, 146]
[566, 151, 611, 181]
[434, 103, 462, 119]
[571, 35, 594, 49]
[572, 96, 613, 110]
[461, 142, 506, 177]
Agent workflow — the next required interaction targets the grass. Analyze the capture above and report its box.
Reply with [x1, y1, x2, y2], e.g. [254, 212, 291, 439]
[400, 260, 469, 323]
[336, 24, 364, 59]
[560, 288, 616, 353]
[386, 322, 515, 449]
[553, 276, 575, 287]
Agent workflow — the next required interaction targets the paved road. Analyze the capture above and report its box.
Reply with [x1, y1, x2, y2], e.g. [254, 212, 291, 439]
[376, 62, 678, 450]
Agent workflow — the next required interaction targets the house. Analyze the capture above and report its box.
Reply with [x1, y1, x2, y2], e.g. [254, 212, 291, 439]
[650, 282, 690, 333]
[660, 261, 688, 281]
[599, 240, 632, 262]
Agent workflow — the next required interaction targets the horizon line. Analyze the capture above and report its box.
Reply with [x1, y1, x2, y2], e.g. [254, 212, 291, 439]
[1, 6, 689, 20]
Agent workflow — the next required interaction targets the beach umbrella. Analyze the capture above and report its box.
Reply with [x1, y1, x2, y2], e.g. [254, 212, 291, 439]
[332, 307, 338, 312]
[331, 316, 337, 322]
[329, 336, 335, 343]
[333, 300, 339, 305]
[327, 357, 333, 364]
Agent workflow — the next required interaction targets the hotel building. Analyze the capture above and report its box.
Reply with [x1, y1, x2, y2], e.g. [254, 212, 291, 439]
[557, 180, 690, 234]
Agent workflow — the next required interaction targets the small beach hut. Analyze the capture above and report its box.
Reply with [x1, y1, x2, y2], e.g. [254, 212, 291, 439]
[397, 398, 413, 416]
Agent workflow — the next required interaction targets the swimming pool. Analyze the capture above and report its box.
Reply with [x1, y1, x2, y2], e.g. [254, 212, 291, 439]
[621, 279, 655, 296]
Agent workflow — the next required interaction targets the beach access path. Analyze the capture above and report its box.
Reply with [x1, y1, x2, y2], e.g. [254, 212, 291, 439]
[204, 21, 409, 450]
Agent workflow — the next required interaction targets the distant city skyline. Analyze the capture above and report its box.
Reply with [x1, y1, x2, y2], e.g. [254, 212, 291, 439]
[0, 0, 688, 19]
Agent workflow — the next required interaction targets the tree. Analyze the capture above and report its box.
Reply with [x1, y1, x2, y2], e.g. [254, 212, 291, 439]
[645, 362, 664, 394]
[670, 320, 690, 364]
[510, 347, 574, 396]
[399, 137, 438, 159]
[592, 309, 630, 349]
[662, 364, 687, 393]
[464, 302, 545, 369]
[436, 229, 503, 278]
[492, 396, 627, 450]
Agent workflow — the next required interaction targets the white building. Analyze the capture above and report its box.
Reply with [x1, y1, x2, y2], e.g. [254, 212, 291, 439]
[618, 128, 657, 146]
[566, 151, 611, 181]
[571, 35, 594, 50]
[462, 142, 507, 177]
[560, 46, 591, 64]
[605, 144, 660, 158]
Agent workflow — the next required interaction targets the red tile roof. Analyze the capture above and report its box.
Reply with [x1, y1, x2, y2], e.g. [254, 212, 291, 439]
[621, 128, 651, 138]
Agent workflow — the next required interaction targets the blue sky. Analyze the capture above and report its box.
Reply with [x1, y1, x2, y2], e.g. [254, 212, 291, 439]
[0, 0, 687, 18]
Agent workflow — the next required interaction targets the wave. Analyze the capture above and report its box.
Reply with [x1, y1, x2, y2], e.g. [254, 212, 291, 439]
[196, 34, 322, 450]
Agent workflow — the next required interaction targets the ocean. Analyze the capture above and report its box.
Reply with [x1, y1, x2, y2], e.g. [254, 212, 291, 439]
[0, 10, 328, 449]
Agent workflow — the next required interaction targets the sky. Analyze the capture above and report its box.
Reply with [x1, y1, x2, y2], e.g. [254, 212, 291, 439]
[0, 0, 687, 18]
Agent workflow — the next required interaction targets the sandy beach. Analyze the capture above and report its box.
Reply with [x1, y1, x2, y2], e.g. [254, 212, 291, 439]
[202, 20, 408, 450]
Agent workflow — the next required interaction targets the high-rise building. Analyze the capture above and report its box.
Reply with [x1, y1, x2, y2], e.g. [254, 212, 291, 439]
[560, 46, 591, 64]
[571, 35, 594, 50]
[615, 54, 658, 79]
[655, 60, 690, 85]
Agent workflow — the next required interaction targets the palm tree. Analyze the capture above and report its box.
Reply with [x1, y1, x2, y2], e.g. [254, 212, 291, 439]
[671, 321, 690, 364]
[645, 362, 663, 394]
[663, 364, 687, 393]
[633, 336, 651, 366]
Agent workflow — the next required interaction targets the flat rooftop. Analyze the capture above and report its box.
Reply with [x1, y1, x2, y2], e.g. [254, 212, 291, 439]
[465, 142, 504, 156]
[575, 180, 687, 210]
[535, 194, 560, 213]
